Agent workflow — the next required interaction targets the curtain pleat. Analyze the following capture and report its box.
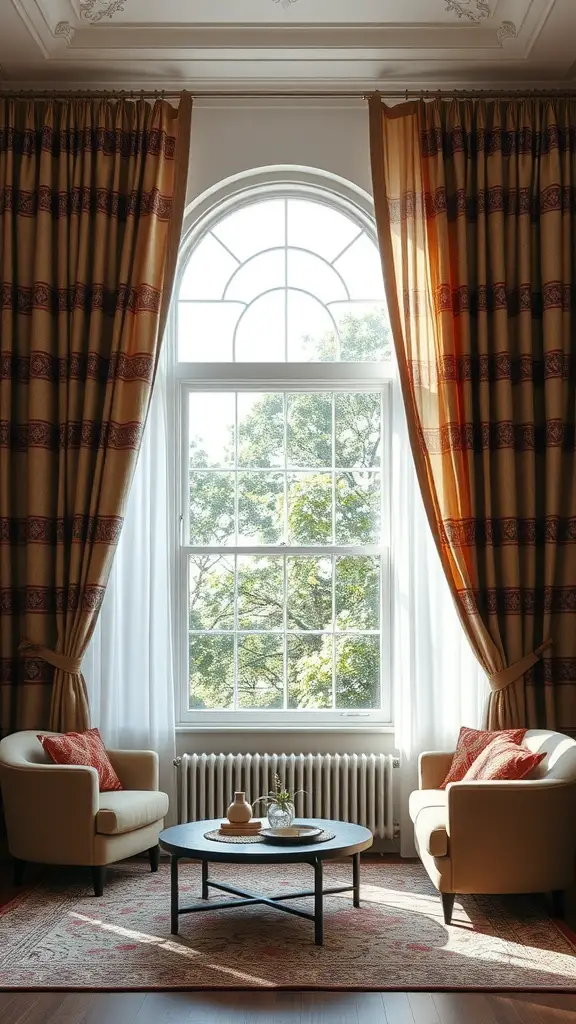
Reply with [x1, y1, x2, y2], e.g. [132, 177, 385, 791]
[370, 96, 576, 731]
[0, 94, 192, 734]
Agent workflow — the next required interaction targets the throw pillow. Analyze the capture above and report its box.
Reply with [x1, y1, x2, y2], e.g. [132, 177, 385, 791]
[461, 735, 545, 782]
[439, 726, 526, 789]
[38, 728, 123, 792]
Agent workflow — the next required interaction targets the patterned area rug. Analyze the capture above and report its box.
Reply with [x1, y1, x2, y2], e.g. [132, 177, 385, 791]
[0, 859, 575, 990]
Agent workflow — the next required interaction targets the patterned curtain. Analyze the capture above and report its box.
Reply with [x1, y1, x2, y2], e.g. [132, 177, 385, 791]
[369, 96, 576, 731]
[0, 95, 192, 735]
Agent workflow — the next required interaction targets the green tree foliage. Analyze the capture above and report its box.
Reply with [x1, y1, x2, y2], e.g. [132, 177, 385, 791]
[189, 309, 390, 712]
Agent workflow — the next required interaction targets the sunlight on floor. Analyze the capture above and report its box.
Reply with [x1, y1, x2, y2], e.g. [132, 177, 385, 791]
[68, 912, 275, 987]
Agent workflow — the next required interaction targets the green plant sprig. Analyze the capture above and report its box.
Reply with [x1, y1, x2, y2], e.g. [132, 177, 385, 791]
[253, 773, 306, 811]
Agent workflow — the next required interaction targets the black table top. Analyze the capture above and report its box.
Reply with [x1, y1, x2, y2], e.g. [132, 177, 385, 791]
[159, 818, 373, 864]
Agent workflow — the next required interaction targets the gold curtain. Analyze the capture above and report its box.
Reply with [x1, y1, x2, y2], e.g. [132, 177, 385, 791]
[369, 96, 576, 731]
[0, 95, 191, 735]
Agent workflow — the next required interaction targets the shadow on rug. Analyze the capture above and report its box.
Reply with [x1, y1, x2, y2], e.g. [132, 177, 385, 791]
[0, 860, 574, 990]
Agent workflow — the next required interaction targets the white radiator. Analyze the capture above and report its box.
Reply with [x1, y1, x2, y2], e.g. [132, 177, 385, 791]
[175, 752, 396, 839]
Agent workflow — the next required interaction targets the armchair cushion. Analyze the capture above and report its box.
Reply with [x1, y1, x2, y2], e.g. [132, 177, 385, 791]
[462, 735, 545, 782]
[96, 790, 169, 836]
[439, 726, 526, 789]
[408, 789, 448, 857]
[39, 728, 122, 792]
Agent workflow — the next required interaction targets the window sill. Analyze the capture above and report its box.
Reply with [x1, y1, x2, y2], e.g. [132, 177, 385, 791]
[176, 723, 395, 733]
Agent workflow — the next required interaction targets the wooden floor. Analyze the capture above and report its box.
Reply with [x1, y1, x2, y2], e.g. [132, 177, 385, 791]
[1, 991, 576, 1022]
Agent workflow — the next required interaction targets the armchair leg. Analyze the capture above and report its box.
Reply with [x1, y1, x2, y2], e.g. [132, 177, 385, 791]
[13, 859, 25, 886]
[552, 889, 565, 919]
[91, 866, 105, 897]
[148, 845, 160, 873]
[441, 893, 455, 925]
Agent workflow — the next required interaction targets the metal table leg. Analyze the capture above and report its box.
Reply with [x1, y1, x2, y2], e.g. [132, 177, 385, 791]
[201, 858, 209, 900]
[170, 855, 179, 935]
[353, 851, 361, 908]
[314, 857, 324, 946]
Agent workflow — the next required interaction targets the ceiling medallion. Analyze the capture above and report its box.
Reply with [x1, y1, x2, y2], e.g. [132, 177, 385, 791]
[272, 0, 300, 9]
[444, 0, 490, 20]
[80, 0, 128, 22]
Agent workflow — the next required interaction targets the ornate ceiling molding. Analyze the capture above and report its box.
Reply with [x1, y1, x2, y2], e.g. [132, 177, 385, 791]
[444, 0, 490, 20]
[497, 20, 517, 44]
[54, 21, 75, 45]
[273, 0, 299, 8]
[79, 0, 127, 22]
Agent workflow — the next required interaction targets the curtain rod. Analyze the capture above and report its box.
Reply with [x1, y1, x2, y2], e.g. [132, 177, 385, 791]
[1, 88, 575, 101]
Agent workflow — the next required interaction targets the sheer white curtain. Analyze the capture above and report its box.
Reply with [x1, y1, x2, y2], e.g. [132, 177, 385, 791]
[84, 355, 177, 824]
[390, 378, 488, 856]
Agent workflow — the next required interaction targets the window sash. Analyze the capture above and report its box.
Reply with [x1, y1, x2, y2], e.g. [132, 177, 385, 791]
[176, 374, 393, 728]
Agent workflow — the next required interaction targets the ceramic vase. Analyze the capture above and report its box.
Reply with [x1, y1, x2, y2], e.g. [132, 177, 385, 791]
[226, 791, 253, 823]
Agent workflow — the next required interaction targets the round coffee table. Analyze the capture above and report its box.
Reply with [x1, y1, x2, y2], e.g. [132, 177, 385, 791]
[159, 818, 373, 946]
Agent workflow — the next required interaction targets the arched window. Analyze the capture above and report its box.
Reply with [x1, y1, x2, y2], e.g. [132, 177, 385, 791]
[174, 182, 393, 728]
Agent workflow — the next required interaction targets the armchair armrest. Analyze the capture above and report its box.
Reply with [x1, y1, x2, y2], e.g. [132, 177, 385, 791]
[0, 763, 99, 864]
[419, 751, 454, 790]
[106, 749, 159, 791]
[447, 779, 576, 892]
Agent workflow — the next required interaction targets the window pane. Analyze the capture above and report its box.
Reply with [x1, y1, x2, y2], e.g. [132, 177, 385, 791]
[180, 232, 237, 300]
[287, 199, 360, 262]
[213, 199, 285, 261]
[190, 472, 235, 545]
[288, 634, 332, 710]
[238, 556, 284, 630]
[287, 249, 347, 304]
[178, 301, 243, 362]
[287, 392, 332, 468]
[238, 472, 284, 545]
[190, 634, 234, 710]
[226, 249, 285, 303]
[189, 555, 235, 631]
[288, 472, 332, 544]
[336, 557, 380, 631]
[238, 392, 284, 468]
[235, 290, 285, 362]
[189, 393, 235, 469]
[287, 290, 337, 362]
[336, 636, 380, 709]
[329, 305, 391, 362]
[238, 635, 284, 709]
[333, 234, 385, 300]
[335, 393, 381, 469]
[287, 556, 332, 631]
[335, 472, 381, 545]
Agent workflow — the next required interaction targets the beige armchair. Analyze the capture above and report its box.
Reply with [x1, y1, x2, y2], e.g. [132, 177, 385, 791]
[0, 731, 169, 896]
[409, 729, 576, 924]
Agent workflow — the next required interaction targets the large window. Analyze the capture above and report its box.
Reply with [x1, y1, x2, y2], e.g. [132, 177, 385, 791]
[175, 186, 393, 728]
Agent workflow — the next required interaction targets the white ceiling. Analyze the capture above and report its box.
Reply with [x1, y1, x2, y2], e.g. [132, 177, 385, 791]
[1, 0, 574, 91]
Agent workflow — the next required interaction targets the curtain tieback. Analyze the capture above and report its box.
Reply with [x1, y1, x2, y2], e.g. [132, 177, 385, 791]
[18, 639, 83, 676]
[489, 639, 553, 693]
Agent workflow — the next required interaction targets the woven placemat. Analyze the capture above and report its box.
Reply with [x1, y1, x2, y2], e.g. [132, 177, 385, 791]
[204, 829, 336, 845]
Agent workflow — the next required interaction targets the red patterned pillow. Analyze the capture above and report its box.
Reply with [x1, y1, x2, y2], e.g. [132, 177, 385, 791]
[440, 726, 526, 789]
[38, 728, 122, 792]
[462, 735, 545, 782]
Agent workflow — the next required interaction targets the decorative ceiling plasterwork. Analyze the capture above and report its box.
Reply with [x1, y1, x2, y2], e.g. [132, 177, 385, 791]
[273, 0, 299, 8]
[54, 21, 75, 44]
[444, 0, 490, 19]
[79, 0, 127, 22]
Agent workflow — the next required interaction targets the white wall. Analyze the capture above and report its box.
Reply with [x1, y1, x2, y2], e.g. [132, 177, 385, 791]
[186, 98, 372, 202]
[177, 98, 397, 776]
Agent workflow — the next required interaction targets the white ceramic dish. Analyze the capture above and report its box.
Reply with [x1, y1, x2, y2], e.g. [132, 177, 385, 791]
[259, 825, 323, 845]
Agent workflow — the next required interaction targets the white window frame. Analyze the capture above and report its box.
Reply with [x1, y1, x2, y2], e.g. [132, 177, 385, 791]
[172, 176, 395, 731]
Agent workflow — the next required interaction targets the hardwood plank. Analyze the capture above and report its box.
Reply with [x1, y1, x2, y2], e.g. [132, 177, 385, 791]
[482, 995, 523, 1024]
[301, 991, 360, 1024]
[0, 994, 43, 1024]
[42, 992, 95, 1024]
[381, 992, 415, 1024]
[81, 992, 147, 1024]
[17, 993, 70, 1024]
[408, 993, 440, 1024]
[507, 993, 576, 1022]
[432, 993, 497, 1024]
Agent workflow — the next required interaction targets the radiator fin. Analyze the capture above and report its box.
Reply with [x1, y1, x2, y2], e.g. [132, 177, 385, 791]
[178, 752, 395, 839]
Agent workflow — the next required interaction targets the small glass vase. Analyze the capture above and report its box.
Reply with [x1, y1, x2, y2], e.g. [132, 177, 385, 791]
[267, 800, 295, 829]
